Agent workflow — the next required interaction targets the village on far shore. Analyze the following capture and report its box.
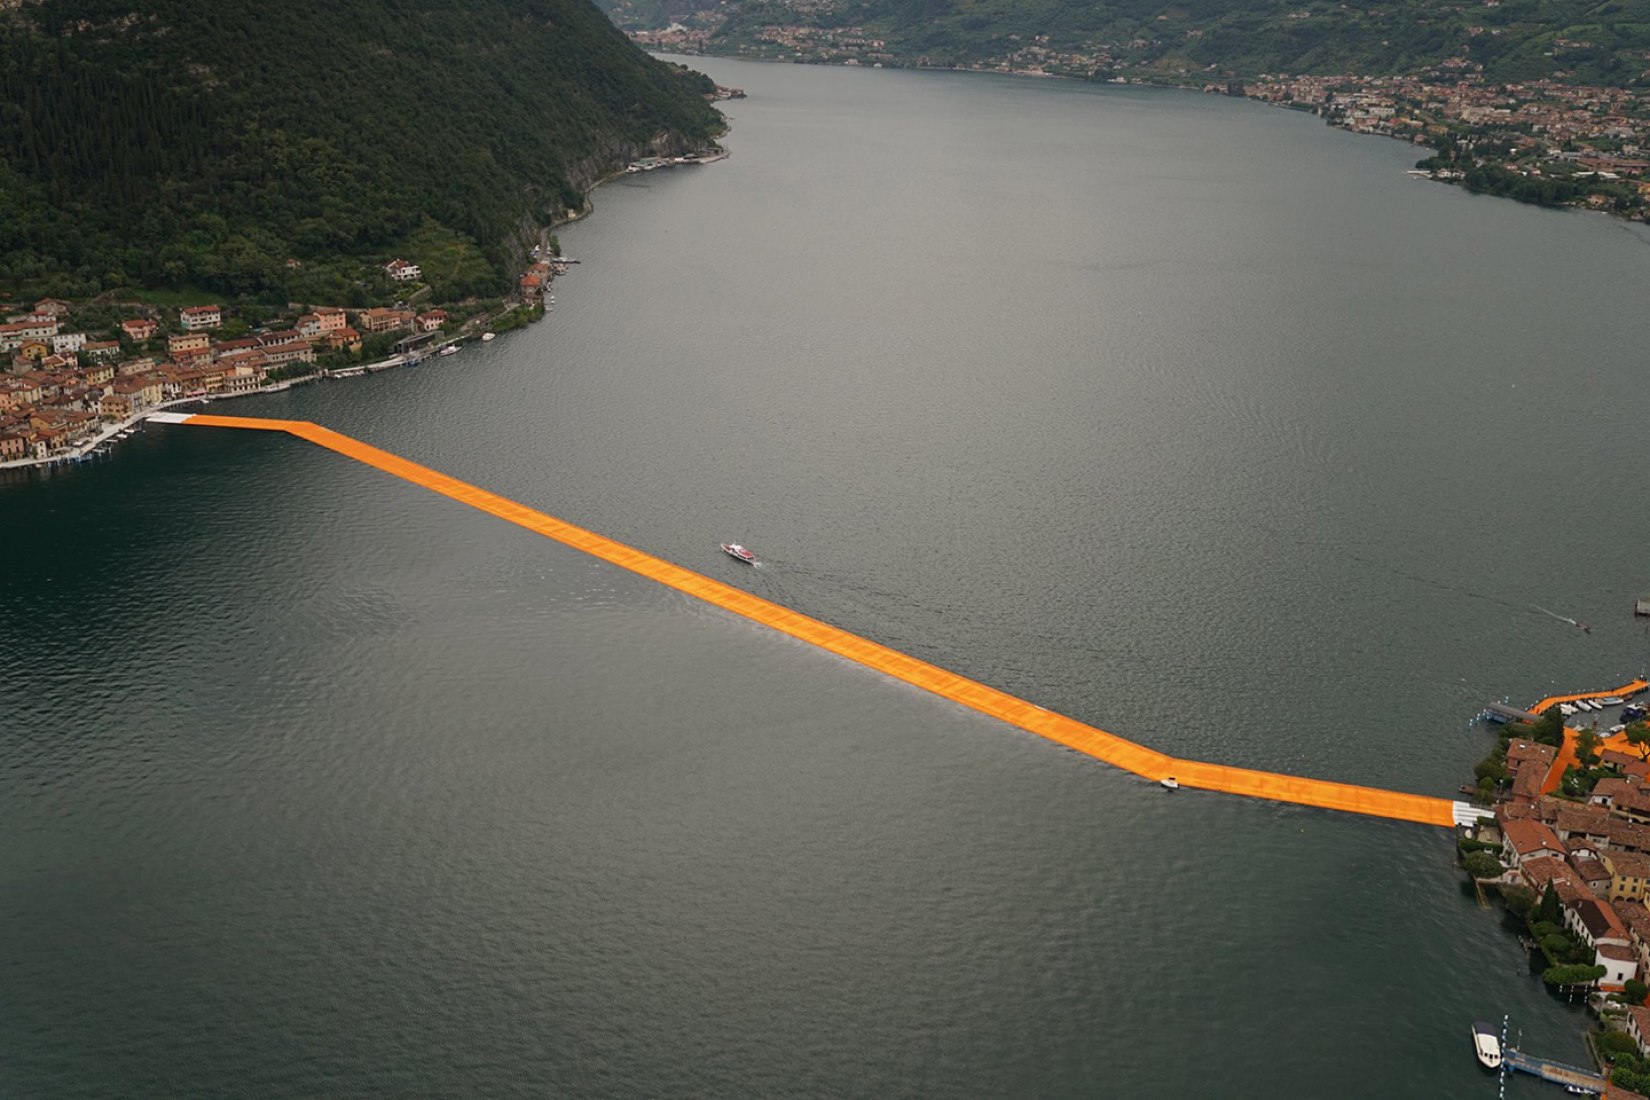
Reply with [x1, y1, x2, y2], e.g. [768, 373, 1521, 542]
[0, 250, 570, 469]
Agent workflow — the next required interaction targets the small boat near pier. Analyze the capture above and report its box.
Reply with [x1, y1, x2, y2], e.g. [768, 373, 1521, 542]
[1472, 1021, 1502, 1070]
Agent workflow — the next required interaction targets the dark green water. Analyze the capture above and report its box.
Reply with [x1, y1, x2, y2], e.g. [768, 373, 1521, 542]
[7, 59, 1650, 1097]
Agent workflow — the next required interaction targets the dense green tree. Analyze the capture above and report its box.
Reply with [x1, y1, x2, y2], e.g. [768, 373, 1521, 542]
[1627, 722, 1650, 761]
[1576, 728, 1604, 768]
[1463, 851, 1502, 879]
[1500, 884, 1536, 919]
[1543, 963, 1606, 987]
[1539, 883, 1562, 924]
[1535, 705, 1568, 748]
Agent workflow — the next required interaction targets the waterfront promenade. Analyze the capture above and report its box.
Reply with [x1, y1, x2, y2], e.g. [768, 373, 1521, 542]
[1529, 681, 1650, 796]
[155, 411, 1474, 828]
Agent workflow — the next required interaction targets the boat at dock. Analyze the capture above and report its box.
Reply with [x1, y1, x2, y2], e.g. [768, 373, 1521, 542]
[439, 345, 458, 357]
[1472, 1021, 1502, 1069]
[720, 542, 756, 564]
[1160, 777, 1180, 791]
[1602, 697, 1625, 707]
[481, 332, 496, 342]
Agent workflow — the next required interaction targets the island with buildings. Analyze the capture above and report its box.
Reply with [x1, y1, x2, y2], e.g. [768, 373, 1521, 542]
[1462, 686, 1650, 1095]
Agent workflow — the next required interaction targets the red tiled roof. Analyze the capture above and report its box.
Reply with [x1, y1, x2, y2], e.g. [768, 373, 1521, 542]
[1505, 817, 1567, 857]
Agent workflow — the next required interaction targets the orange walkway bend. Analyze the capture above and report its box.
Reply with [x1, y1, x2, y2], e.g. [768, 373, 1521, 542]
[1526, 680, 1650, 796]
[154, 411, 1469, 829]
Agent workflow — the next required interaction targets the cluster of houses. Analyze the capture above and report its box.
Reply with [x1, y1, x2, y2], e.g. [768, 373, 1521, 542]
[0, 297, 449, 463]
[1487, 740, 1650, 1054]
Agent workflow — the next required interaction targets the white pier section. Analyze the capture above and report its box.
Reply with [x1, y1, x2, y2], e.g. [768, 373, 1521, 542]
[1452, 801, 1496, 828]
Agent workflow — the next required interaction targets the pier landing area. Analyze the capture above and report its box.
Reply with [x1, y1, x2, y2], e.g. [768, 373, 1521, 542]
[156, 411, 1470, 829]
[1531, 682, 1650, 797]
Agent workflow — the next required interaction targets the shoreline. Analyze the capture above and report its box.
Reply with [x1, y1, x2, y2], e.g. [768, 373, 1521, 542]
[3, 141, 731, 475]
[0, 340, 463, 472]
[658, 47, 1649, 228]
[1460, 676, 1650, 1091]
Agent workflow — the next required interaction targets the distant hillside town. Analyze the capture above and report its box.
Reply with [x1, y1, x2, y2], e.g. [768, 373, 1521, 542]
[0, 254, 567, 466]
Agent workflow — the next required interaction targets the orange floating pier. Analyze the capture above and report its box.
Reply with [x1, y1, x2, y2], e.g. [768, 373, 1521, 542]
[157, 411, 1467, 829]
[1524, 680, 1650, 796]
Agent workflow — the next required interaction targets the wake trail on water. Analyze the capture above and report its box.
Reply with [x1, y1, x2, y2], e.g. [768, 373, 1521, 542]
[1268, 522, 1585, 628]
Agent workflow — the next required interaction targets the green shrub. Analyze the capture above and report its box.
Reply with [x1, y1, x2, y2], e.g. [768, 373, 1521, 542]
[1464, 851, 1503, 879]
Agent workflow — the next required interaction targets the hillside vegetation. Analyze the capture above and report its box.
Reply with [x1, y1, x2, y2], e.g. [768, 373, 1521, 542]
[0, 0, 724, 301]
[607, 0, 1650, 87]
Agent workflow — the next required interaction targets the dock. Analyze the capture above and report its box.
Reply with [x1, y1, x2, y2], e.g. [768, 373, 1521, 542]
[1505, 1047, 1606, 1092]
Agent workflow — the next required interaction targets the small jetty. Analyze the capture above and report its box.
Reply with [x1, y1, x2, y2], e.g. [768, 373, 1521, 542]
[1482, 701, 1543, 725]
[1504, 1047, 1606, 1093]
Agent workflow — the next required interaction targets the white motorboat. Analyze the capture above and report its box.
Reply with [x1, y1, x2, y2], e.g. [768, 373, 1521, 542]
[1472, 1021, 1502, 1070]
[481, 332, 496, 342]
[1160, 777, 1180, 791]
[720, 543, 756, 564]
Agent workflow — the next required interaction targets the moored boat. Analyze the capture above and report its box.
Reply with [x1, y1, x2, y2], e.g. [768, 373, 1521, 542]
[481, 332, 496, 342]
[1160, 777, 1179, 791]
[1472, 1021, 1502, 1070]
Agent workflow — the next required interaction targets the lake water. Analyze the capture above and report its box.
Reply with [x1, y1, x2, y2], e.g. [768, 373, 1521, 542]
[7, 57, 1650, 1097]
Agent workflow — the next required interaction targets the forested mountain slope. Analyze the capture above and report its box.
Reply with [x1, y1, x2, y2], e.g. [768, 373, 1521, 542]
[605, 0, 1650, 88]
[0, 0, 724, 299]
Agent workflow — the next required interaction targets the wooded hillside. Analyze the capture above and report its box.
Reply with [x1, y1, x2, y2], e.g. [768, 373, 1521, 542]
[0, 0, 724, 300]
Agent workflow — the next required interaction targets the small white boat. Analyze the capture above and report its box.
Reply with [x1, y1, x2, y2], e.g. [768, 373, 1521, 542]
[720, 542, 756, 564]
[1560, 704, 1577, 717]
[1602, 697, 1626, 707]
[1160, 777, 1180, 791]
[481, 332, 496, 342]
[1472, 1021, 1502, 1070]
[439, 345, 458, 357]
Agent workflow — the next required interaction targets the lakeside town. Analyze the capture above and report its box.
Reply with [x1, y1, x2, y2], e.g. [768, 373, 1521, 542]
[0, 252, 569, 469]
[1462, 689, 1650, 1095]
[631, 19, 1650, 221]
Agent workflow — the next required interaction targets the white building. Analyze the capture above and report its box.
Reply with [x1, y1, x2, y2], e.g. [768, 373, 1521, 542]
[179, 305, 222, 331]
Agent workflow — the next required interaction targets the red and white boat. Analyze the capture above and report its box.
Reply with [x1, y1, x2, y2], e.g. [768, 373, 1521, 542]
[720, 542, 756, 564]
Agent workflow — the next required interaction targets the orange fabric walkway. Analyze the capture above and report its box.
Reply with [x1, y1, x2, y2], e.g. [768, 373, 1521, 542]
[1526, 680, 1650, 796]
[176, 412, 1459, 828]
